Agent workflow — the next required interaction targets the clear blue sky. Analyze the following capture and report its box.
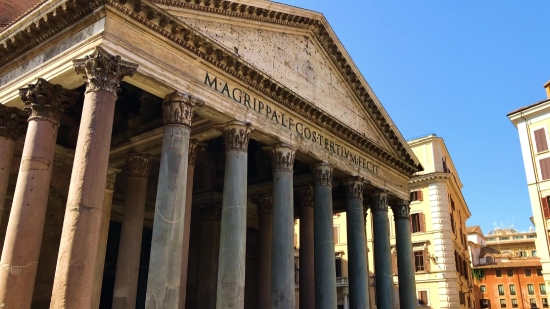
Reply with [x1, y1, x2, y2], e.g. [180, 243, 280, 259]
[275, 0, 550, 233]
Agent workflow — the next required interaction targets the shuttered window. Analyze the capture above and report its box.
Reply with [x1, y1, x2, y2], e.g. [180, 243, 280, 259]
[410, 190, 423, 201]
[391, 251, 398, 275]
[540, 158, 550, 180]
[414, 250, 429, 272]
[542, 197, 550, 219]
[410, 213, 426, 233]
[333, 226, 339, 244]
[535, 128, 549, 153]
[417, 290, 428, 305]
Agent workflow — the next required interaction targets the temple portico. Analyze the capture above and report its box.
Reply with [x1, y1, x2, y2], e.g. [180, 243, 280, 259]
[0, 1, 423, 308]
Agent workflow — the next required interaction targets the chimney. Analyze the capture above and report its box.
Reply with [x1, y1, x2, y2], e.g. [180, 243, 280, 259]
[545, 81, 550, 99]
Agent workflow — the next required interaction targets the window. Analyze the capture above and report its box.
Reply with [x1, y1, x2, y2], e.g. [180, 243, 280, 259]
[541, 284, 547, 295]
[417, 290, 428, 306]
[535, 128, 549, 153]
[539, 269, 544, 276]
[333, 226, 339, 244]
[480, 299, 490, 309]
[543, 298, 548, 308]
[512, 299, 518, 308]
[480, 285, 487, 293]
[335, 258, 342, 278]
[414, 251, 427, 272]
[514, 235, 525, 240]
[486, 256, 494, 264]
[526, 269, 532, 277]
[294, 257, 299, 283]
[507, 270, 514, 277]
[498, 285, 505, 296]
[487, 237, 497, 241]
[410, 213, 425, 233]
[528, 284, 535, 295]
[528, 234, 536, 238]
[530, 298, 537, 308]
[410, 190, 423, 201]
[540, 158, 550, 180]
[500, 237, 510, 240]
[496, 270, 502, 277]
[500, 299, 507, 308]
[510, 284, 516, 295]
[533, 250, 538, 257]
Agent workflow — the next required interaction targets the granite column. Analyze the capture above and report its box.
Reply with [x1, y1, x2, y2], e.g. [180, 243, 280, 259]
[266, 143, 296, 309]
[0, 79, 77, 309]
[311, 163, 337, 309]
[299, 186, 315, 309]
[197, 203, 222, 309]
[50, 47, 137, 309]
[112, 154, 154, 309]
[343, 177, 369, 309]
[391, 201, 417, 309]
[0, 105, 27, 221]
[371, 191, 394, 309]
[179, 140, 206, 309]
[216, 121, 252, 309]
[255, 195, 273, 309]
[145, 92, 204, 309]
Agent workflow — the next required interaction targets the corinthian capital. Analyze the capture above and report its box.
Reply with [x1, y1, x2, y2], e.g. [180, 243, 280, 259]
[265, 143, 296, 171]
[370, 190, 389, 212]
[106, 166, 122, 191]
[299, 186, 314, 208]
[19, 78, 78, 124]
[311, 162, 333, 186]
[127, 153, 154, 178]
[391, 200, 411, 219]
[342, 177, 366, 199]
[253, 195, 273, 215]
[162, 92, 204, 127]
[220, 121, 253, 152]
[0, 104, 28, 141]
[188, 140, 207, 166]
[73, 47, 138, 95]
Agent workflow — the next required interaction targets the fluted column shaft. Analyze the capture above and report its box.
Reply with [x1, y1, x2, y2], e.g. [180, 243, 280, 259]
[50, 47, 137, 309]
[0, 79, 77, 309]
[91, 166, 120, 309]
[343, 178, 369, 309]
[311, 163, 337, 309]
[113, 154, 154, 309]
[179, 141, 206, 309]
[371, 191, 393, 309]
[256, 196, 273, 309]
[0, 105, 26, 221]
[216, 121, 252, 309]
[392, 202, 417, 309]
[266, 144, 296, 309]
[299, 186, 315, 309]
[197, 204, 222, 309]
[145, 92, 204, 309]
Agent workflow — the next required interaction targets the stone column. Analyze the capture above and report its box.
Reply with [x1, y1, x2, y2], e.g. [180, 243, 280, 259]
[371, 191, 393, 309]
[112, 154, 154, 309]
[91, 166, 121, 309]
[265, 143, 296, 309]
[0, 79, 77, 309]
[299, 186, 315, 309]
[179, 140, 206, 309]
[391, 201, 417, 309]
[311, 162, 337, 309]
[0, 105, 27, 221]
[50, 47, 137, 309]
[145, 92, 204, 309]
[197, 203, 222, 309]
[255, 195, 273, 309]
[342, 177, 369, 309]
[343, 287, 350, 309]
[216, 121, 252, 309]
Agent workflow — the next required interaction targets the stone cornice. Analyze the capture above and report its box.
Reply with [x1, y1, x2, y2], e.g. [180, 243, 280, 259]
[0, 0, 422, 176]
[409, 172, 453, 185]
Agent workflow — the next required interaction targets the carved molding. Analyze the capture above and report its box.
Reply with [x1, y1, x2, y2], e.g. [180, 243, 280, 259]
[253, 195, 273, 215]
[221, 121, 252, 152]
[370, 190, 388, 212]
[19, 78, 78, 124]
[199, 203, 222, 221]
[106, 166, 122, 191]
[311, 163, 333, 186]
[342, 177, 365, 199]
[299, 185, 314, 208]
[188, 139, 207, 166]
[266, 143, 296, 171]
[391, 203, 411, 219]
[127, 153, 154, 178]
[0, 105, 28, 141]
[73, 46, 138, 95]
[162, 91, 205, 127]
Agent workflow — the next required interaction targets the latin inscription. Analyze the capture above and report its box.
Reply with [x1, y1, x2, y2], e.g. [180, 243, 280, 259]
[205, 73, 379, 175]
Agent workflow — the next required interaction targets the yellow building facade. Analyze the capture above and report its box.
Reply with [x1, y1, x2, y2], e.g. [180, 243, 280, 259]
[508, 82, 550, 292]
[294, 134, 474, 309]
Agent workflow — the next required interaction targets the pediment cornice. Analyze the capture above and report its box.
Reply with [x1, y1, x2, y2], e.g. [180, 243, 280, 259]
[0, 0, 423, 176]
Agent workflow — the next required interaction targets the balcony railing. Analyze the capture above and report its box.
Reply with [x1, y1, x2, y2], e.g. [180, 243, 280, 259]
[336, 277, 348, 286]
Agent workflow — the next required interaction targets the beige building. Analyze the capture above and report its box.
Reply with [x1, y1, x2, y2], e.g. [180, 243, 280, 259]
[508, 82, 550, 290]
[294, 134, 475, 309]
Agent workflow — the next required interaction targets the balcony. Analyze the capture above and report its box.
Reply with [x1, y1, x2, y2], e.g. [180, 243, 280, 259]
[336, 277, 348, 287]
